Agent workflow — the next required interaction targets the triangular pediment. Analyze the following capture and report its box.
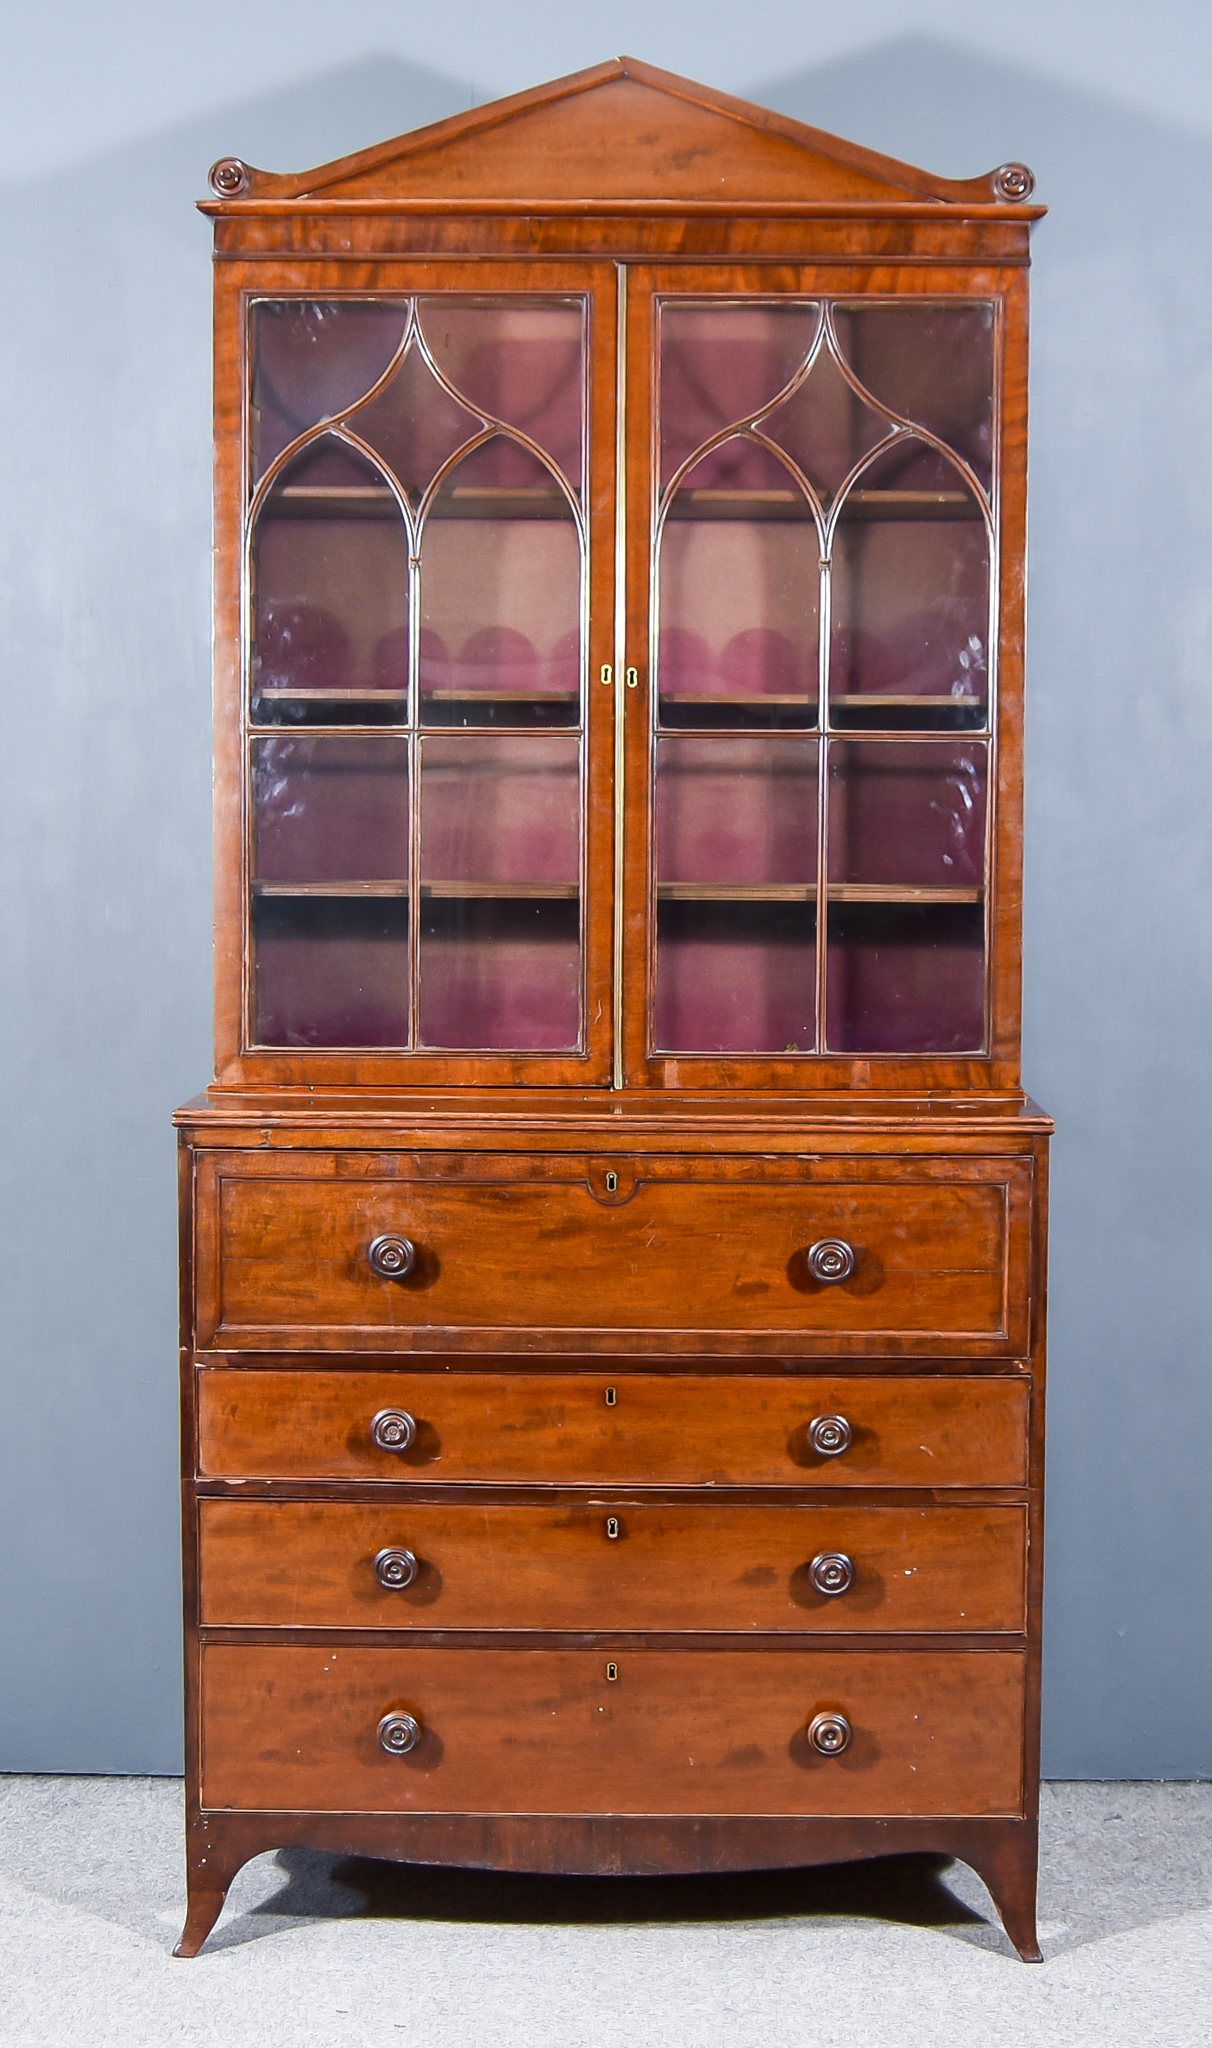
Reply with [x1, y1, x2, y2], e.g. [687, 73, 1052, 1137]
[206, 57, 1035, 209]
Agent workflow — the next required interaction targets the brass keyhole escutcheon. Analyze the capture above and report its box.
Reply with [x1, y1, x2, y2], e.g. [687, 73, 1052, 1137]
[605, 1386, 617, 1406]
[606, 1662, 619, 1682]
[600, 663, 612, 687]
[605, 1171, 618, 1192]
[606, 1516, 620, 1540]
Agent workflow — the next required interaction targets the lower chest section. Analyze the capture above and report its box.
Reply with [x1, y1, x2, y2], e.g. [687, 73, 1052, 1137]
[184, 1133, 1042, 1826]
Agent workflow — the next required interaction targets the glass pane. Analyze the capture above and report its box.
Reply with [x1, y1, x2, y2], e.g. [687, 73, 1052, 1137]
[827, 741, 987, 888]
[833, 303, 995, 491]
[762, 345, 891, 496]
[418, 736, 580, 1051]
[253, 898, 410, 1049]
[353, 342, 479, 503]
[825, 903, 984, 1054]
[420, 439, 580, 729]
[826, 739, 986, 1054]
[658, 443, 819, 733]
[252, 737, 409, 884]
[420, 735, 579, 886]
[659, 303, 819, 489]
[654, 902, 817, 1055]
[653, 738, 817, 1055]
[656, 737, 817, 884]
[420, 300, 585, 494]
[251, 302, 407, 483]
[830, 441, 989, 731]
[251, 437, 410, 725]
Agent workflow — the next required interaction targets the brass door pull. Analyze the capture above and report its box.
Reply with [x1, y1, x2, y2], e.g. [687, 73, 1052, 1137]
[808, 1711, 852, 1756]
[808, 1414, 852, 1457]
[378, 1711, 421, 1755]
[368, 1234, 416, 1279]
[808, 1551, 854, 1596]
[806, 1238, 855, 1284]
[371, 1409, 416, 1453]
[374, 1547, 418, 1589]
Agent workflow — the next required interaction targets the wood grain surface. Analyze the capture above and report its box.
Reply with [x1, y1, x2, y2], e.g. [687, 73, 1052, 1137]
[196, 1150, 1030, 1350]
[198, 1498, 1027, 1633]
[199, 1643, 1027, 1817]
[197, 1368, 1030, 1487]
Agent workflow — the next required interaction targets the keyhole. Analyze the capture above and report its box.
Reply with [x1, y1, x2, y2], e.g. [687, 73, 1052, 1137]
[606, 1662, 619, 1682]
[606, 1517, 620, 1540]
[605, 1386, 617, 1406]
[605, 1171, 618, 1192]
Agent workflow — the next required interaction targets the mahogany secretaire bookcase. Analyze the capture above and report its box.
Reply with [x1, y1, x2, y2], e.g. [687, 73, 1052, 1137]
[175, 58, 1050, 1960]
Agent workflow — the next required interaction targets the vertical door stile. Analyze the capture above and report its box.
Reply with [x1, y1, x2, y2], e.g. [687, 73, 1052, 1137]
[612, 266, 628, 1089]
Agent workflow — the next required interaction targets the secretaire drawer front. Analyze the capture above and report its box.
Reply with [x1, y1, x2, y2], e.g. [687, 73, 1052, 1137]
[198, 1500, 1028, 1633]
[197, 1369, 1030, 1487]
[199, 1645, 1026, 1817]
[193, 1152, 1031, 1353]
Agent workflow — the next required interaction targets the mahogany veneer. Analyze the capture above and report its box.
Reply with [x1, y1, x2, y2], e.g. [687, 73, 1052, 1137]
[177, 58, 1049, 1964]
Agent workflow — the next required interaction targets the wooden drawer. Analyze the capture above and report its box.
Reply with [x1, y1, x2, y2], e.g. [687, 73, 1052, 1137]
[197, 1369, 1029, 1487]
[198, 1499, 1027, 1633]
[193, 1151, 1032, 1354]
[199, 1644, 1026, 1816]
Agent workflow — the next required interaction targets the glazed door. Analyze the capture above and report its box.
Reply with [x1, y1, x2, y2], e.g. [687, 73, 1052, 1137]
[217, 262, 618, 1087]
[618, 267, 1020, 1092]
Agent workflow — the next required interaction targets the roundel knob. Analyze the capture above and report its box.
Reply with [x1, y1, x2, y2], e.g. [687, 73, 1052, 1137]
[374, 1547, 419, 1590]
[809, 1551, 854, 1597]
[807, 1238, 855, 1284]
[368, 1234, 416, 1279]
[378, 1711, 421, 1755]
[992, 161, 1035, 201]
[808, 1414, 852, 1458]
[209, 157, 250, 196]
[371, 1409, 416, 1453]
[808, 1711, 852, 1757]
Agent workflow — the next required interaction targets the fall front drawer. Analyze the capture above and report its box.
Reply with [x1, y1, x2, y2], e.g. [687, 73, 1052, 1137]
[199, 1645, 1026, 1816]
[194, 1151, 1032, 1353]
[197, 1369, 1029, 1487]
[198, 1499, 1027, 1633]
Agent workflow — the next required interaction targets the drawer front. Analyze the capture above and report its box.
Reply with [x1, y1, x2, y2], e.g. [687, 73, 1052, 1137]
[199, 1644, 1026, 1816]
[194, 1151, 1032, 1353]
[197, 1369, 1029, 1487]
[198, 1500, 1028, 1633]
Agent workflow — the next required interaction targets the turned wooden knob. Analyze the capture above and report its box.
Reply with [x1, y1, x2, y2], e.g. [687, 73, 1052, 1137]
[807, 1238, 855, 1283]
[371, 1409, 416, 1453]
[378, 1711, 421, 1755]
[808, 1711, 852, 1756]
[368, 1234, 416, 1279]
[808, 1414, 852, 1457]
[809, 1551, 854, 1596]
[374, 1546, 418, 1589]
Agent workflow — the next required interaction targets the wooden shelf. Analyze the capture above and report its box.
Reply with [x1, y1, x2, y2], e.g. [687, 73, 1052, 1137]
[255, 687, 408, 702]
[831, 694, 983, 711]
[424, 689, 578, 704]
[265, 485, 573, 521]
[253, 879, 581, 902]
[658, 883, 816, 902]
[661, 693, 817, 709]
[828, 884, 983, 904]
[252, 880, 409, 898]
[658, 693, 983, 714]
[667, 487, 980, 522]
[658, 882, 982, 904]
[421, 881, 579, 900]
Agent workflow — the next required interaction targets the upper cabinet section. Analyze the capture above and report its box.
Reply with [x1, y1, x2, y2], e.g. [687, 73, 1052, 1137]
[204, 61, 1040, 1094]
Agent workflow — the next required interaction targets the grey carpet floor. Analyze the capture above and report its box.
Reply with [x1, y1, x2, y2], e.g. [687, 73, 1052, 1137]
[0, 1777, 1208, 2047]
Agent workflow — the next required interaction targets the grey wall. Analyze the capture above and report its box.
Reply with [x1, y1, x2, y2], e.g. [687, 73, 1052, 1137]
[1, 9, 1209, 1777]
